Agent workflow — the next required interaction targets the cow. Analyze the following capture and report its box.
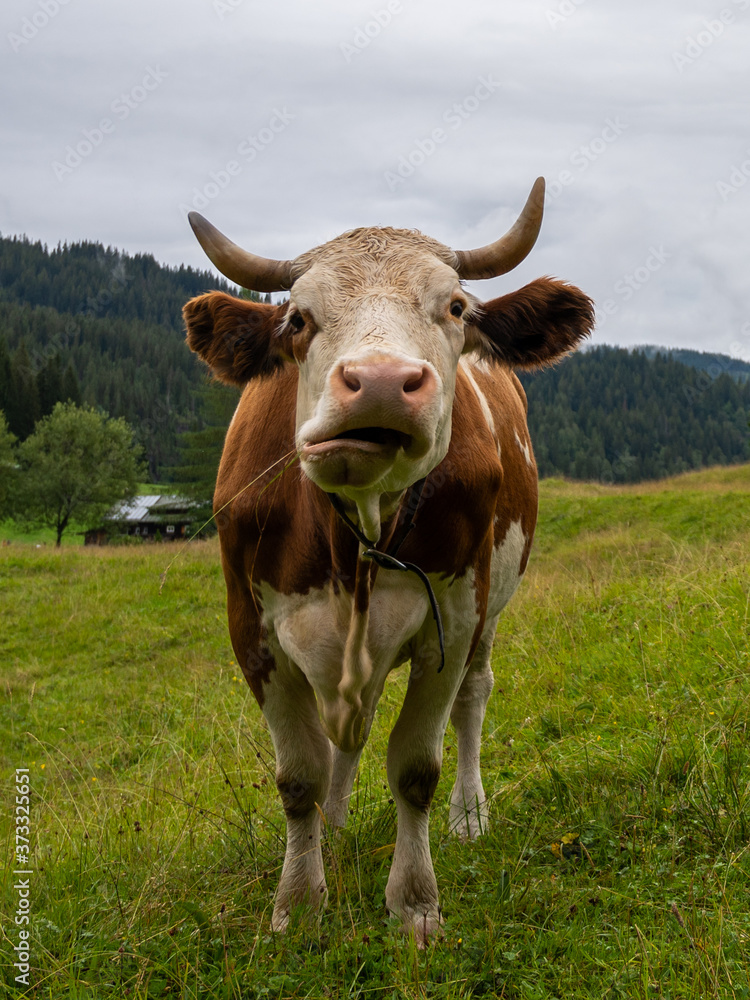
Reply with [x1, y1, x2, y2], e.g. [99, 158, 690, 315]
[183, 178, 594, 944]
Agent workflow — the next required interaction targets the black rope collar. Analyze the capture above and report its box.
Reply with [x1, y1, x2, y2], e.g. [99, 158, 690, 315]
[326, 478, 446, 672]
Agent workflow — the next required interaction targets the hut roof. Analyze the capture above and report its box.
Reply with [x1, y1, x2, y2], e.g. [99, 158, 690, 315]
[108, 494, 195, 525]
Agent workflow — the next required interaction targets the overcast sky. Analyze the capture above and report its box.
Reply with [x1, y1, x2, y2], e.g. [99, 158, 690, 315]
[2, 0, 749, 359]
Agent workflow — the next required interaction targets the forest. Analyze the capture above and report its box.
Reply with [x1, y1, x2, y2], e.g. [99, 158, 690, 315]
[0, 233, 234, 479]
[1, 231, 748, 486]
[519, 346, 750, 481]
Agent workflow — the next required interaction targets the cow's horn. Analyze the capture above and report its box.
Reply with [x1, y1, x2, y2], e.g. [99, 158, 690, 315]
[188, 212, 294, 292]
[453, 177, 546, 280]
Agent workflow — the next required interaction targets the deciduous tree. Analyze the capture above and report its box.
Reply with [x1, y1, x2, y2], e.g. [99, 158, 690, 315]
[14, 402, 143, 546]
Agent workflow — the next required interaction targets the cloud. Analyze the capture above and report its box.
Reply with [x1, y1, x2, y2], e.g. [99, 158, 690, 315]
[1, 0, 748, 356]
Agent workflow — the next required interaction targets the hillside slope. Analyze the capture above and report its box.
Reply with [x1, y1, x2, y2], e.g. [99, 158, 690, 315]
[0, 234, 236, 476]
[520, 346, 750, 482]
[1, 232, 748, 483]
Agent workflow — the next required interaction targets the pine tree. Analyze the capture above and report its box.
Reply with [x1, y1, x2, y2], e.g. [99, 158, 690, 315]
[37, 353, 64, 417]
[0, 336, 11, 416]
[170, 379, 240, 529]
[6, 342, 40, 439]
[0, 410, 17, 517]
[61, 361, 82, 405]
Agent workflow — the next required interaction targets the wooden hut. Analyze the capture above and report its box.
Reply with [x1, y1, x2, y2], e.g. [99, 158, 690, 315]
[84, 494, 196, 544]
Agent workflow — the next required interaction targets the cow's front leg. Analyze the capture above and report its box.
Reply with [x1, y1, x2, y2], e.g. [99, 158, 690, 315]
[385, 648, 467, 945]
[448, 625, 496, 840]
[261, 662, 332, 931]
[324, 712, 381, 827]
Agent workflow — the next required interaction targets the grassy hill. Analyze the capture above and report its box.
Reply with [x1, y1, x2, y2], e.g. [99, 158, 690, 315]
[1, 467, 748, 998]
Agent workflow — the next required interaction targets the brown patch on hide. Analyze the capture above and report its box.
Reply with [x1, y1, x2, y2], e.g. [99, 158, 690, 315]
[397, 759, 441, 812]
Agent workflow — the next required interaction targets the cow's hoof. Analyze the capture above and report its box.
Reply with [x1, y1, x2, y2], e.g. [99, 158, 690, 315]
[449, 802, 489, 842]
[388, 903, 443, 949]
[388, 904, 443, 948]
[272, 883, 328, 932]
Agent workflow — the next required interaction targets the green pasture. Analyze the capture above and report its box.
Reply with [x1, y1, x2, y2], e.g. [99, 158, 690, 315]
[1, 466, 749, 998]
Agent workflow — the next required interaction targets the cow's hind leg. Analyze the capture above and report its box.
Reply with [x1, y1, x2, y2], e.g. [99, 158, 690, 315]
[261, 664, 332, 931]
[448, 622, 496, 840]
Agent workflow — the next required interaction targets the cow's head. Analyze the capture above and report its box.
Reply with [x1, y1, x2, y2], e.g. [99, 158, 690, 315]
[184, 178, 594, 539]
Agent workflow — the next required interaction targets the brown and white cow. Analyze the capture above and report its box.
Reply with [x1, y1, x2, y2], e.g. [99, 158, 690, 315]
[183, 178, 594, 943]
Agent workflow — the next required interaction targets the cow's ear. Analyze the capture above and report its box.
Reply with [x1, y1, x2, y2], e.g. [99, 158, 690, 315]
[183, 292, 290, 385]
[463, 277, 595, 369]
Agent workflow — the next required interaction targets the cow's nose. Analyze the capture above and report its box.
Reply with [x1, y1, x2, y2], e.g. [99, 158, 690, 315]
[334, 361, 432, 401]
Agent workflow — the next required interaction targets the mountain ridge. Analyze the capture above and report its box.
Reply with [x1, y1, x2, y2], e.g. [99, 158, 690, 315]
[1, 232, 748, 483]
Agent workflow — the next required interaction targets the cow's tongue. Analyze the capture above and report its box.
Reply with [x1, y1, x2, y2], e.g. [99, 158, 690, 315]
[305, 427, 411, 454]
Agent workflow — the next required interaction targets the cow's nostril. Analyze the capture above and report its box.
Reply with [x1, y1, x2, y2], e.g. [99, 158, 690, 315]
[403, 368, 427, 393]
[341, 366, 362, 392]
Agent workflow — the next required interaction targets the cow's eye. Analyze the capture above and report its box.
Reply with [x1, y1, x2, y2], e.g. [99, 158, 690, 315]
[289, 310, 306, 331]
[450, 300, 465, 318]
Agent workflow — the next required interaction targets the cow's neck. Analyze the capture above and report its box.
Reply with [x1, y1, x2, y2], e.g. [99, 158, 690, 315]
[326, 480, 425, 552]
[326, 477, 446, 672]
[355, 493, 382, 544]
[337, 489, 401, 546]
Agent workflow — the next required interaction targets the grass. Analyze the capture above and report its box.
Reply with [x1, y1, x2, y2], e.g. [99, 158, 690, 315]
[0, 519, 83, 547]
[136, 484, 177, 495]
[1, 465, 749, 998]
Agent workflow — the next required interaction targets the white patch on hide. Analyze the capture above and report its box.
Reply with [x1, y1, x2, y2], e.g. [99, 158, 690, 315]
[487, 518, 527, 619]
[459, 356, 495, 436]
[259, 572, 431, 750]
[257, 557, 483, 754]
[514, 429, 533, 467]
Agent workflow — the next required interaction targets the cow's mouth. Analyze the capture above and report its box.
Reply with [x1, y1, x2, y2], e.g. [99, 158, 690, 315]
[303, 427, 413, 456]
